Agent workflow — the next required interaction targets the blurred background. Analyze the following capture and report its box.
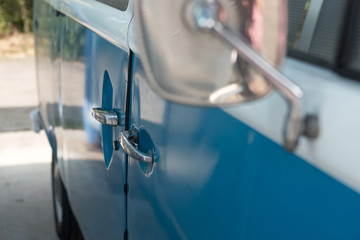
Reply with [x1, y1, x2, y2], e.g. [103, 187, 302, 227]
[0, 0, 33, 59]
[0, 1, 57, 239]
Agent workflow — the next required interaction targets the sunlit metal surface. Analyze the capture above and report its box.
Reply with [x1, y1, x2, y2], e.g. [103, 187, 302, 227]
[91, 108, 124, 126]
[120, 129, 159, 163]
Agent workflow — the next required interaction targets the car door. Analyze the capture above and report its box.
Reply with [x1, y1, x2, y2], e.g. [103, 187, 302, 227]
[127, 0, 360, 239]
[57, 1, 132, 239]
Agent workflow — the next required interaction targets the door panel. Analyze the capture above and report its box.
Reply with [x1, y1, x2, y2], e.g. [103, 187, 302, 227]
[60, 15, 129, 240]
[128, 55, 360, 239]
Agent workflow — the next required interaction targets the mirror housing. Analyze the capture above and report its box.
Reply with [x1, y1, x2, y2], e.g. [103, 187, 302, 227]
[134, 0, 288, 105]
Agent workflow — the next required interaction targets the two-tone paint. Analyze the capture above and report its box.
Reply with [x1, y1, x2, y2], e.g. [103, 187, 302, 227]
[34, 0, 360, 239]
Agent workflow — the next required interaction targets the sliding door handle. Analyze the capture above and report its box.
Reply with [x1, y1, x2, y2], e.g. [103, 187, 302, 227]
[91, 108, 125, 126]
[120, 129, 159, 163]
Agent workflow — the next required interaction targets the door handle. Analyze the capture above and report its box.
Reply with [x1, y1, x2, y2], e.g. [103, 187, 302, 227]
[119, 129, 159, 163]
[91, 108, 125, 126]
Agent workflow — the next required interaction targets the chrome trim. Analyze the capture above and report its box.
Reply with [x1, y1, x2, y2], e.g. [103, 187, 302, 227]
[120, 129, 159, 163]
[91, 108, 124, 126]
[192, 0, 308, 151]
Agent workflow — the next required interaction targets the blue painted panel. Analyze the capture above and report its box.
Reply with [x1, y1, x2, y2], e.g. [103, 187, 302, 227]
[128, 55, 360, 239]
[102, 71, 114, 167]
[60, 17, 129, 240]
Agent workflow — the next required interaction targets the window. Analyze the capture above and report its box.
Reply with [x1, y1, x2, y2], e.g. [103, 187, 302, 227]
[96, 0, 129, 11]
[287, 0, 360, 80]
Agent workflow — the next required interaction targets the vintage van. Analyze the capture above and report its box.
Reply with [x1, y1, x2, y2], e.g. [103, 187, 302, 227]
[32, 0, 360, 239]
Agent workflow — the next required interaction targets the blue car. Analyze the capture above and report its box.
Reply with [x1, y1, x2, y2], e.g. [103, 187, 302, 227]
[32, 0, 360, 239]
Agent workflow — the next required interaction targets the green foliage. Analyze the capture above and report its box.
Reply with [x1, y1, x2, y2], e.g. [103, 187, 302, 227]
[0, 0, 33, 36]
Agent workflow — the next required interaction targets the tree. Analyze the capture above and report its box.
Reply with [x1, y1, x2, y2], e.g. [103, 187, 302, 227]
[16, 0, 30, 33]
[0, 0, 33, 36]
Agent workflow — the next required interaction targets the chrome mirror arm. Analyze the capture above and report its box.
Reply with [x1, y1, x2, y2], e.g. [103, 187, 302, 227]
[192, 1, 313, 151]
[214, 23, 303, 151]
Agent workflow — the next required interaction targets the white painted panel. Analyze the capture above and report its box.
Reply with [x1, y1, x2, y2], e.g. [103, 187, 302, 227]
[224, 58, 360, 193]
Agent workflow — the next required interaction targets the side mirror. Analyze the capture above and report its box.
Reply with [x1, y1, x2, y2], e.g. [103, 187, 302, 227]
[134, 0, 318, 151]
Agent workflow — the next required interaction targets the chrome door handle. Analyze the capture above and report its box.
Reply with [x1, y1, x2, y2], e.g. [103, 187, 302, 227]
[91, 108, 125, 126]
[120, 129, 159, 163]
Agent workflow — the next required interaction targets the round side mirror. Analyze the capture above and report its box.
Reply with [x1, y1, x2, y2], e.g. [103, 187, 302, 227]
[134, 0, 287, 106]
[133, 0, 320, 152]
